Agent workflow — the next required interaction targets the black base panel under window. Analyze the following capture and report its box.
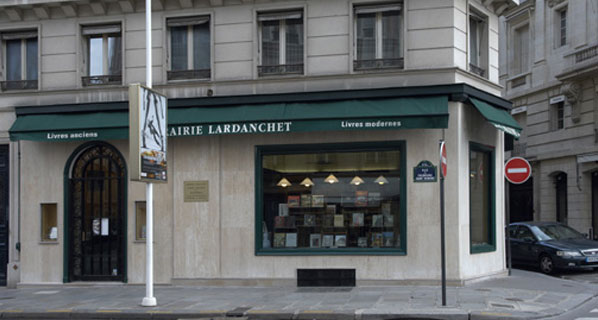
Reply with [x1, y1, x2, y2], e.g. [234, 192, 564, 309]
[297, 269, 355, 287]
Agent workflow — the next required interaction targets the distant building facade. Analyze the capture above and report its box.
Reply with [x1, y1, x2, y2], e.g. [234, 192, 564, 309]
[1, 0, 517, 288]
[500, 0, 598, 237]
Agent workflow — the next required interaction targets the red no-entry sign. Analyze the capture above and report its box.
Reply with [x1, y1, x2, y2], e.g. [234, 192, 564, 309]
[440, 141, 447, 178]
[505, 157, 531, 184]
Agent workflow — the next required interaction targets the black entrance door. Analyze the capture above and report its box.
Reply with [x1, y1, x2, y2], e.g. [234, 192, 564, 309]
[509, 177, 533, 223]
[555, 172, 568, 225]
[0, 145, 8, 286]
[69, 143, 126, 281]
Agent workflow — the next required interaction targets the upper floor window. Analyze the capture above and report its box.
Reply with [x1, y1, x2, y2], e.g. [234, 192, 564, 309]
[512, 24, 530, 74]
[167, 16, 211, 81]
[557, 7, 567, 47]
[1, 30, 38, 91]
[469, 9, 488, 78]
[353, 3, 403, 71]
[258, 10, 304, 77]
[81, 24, 122, 86]
[552, 101, 565, 130]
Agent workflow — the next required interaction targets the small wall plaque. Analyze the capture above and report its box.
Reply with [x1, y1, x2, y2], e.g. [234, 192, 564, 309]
[184, 181, 209, 202]
[414, 160, 437, 182]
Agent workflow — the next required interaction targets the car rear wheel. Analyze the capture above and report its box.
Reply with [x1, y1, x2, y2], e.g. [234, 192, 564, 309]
[539, 255, 554, 274]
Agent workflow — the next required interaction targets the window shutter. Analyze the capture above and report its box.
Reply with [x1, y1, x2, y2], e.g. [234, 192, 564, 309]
[167, 16, 210, 27]
[354, 4, 401, 14]
[81, 24, 122, 36]
[258, 11, 302, 22]
[1, 30, 37, 41]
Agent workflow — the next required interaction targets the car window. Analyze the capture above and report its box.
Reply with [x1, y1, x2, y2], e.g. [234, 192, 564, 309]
[516, 226, 536, 241]
[508, 225, 518, 238]
[531, 224, 584, 240]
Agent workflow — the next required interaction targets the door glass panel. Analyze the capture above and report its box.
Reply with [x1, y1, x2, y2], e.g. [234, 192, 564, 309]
[6, 40, 22, 81]
[26, 38, 38, 80]
[89, 37, 103, 76]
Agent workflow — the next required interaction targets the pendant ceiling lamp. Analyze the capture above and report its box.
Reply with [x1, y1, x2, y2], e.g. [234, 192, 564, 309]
[277, 177, 292, 188]
[300, 177, 315, 187]
[374, 175, 389, 185]
[350, 176, 365, 186]
[324, 174, 339, 184]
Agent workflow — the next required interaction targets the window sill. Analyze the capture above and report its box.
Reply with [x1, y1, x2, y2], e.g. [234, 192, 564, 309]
[134, 239, 146, 244]
[256, 248, 406, 256]
[39, 241, 59, 245]
[470, 243, 496, 254]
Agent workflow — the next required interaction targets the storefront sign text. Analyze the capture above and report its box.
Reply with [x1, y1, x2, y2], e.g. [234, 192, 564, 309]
[414, 160, 437, 182]
[47, 131, 99, 140]
[341, 120, 402, 129]
[169, 121, 293, 137]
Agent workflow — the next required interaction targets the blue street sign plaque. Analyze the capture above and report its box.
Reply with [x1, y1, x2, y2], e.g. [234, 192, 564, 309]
[414, 160, 437, 182]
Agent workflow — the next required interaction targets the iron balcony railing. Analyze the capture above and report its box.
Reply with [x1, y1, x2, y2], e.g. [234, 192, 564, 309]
[469, 63, 486, 78]
[1, 80, 37, 91]
[167, 69, 211, 81]
[258, 64, 304, 77]
[82, 75, 122, 86]
[354, 58, 404, 71]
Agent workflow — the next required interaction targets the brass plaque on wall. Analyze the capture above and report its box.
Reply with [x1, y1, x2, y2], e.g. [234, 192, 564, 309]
[184, 181, 209, 202]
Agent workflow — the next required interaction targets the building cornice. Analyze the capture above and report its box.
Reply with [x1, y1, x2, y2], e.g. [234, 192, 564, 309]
[13, 83, 513, 116]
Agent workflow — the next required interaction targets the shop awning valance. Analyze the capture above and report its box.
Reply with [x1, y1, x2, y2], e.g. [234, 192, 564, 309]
[9, 96, 449, 142]
[469, 97, 522, 139]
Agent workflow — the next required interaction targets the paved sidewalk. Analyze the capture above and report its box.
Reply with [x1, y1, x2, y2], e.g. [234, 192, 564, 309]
[0, 269, 596, 320]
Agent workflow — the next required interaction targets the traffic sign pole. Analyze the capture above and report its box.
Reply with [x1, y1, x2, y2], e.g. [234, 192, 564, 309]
[439, 140, 446, 307]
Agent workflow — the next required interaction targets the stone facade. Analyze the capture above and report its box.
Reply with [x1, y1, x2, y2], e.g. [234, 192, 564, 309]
[1, 0, 517, 287]
[500, 0, 598, 237]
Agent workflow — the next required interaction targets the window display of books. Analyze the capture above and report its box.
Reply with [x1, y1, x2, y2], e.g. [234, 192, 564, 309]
[272, 194, 399, 249]
[352, 213, 364, 226]
[304, 214, 316, 226]
[322, 234, 334, 247]
[334, 214, 344, 227]
[312, 194, 324, 207]
[310, 234, 321, 248]
[286, 233, 297, 248]
[300, 194, 311, 207]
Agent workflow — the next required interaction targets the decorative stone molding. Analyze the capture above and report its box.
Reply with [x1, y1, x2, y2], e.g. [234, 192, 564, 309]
[547, 0, 566, 8]
[561, 81, 581, 123]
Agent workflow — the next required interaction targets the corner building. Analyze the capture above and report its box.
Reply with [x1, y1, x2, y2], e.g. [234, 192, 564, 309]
[0, 0, 519, 287]
[500, 0, 598, 237]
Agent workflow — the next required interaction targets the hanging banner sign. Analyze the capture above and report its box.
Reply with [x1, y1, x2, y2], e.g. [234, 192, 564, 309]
[413, 160, 437, 182]
[129, 84, 168, 183]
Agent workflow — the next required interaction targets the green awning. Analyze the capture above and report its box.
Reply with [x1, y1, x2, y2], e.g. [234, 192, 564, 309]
[10, 96, 449, 142]
[469, 97, 522, 139]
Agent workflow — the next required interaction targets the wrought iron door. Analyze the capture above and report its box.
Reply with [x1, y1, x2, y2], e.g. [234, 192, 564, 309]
[0, 145, 8, 286]
[69, 144, 125, 281]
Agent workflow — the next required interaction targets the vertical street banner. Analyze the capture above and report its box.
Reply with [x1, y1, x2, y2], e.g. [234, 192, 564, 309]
[129, 84, 168, 183]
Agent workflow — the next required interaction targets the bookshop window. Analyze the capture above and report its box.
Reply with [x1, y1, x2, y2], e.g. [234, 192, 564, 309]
[257, 142, 405, 254]
[469, 142, 495, 253]
[135, 201, 146, 241]
[41, 203, 58, 242]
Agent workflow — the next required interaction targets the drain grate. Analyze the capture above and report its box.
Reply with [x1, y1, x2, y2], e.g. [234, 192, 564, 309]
[297, 269, 356, 287]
